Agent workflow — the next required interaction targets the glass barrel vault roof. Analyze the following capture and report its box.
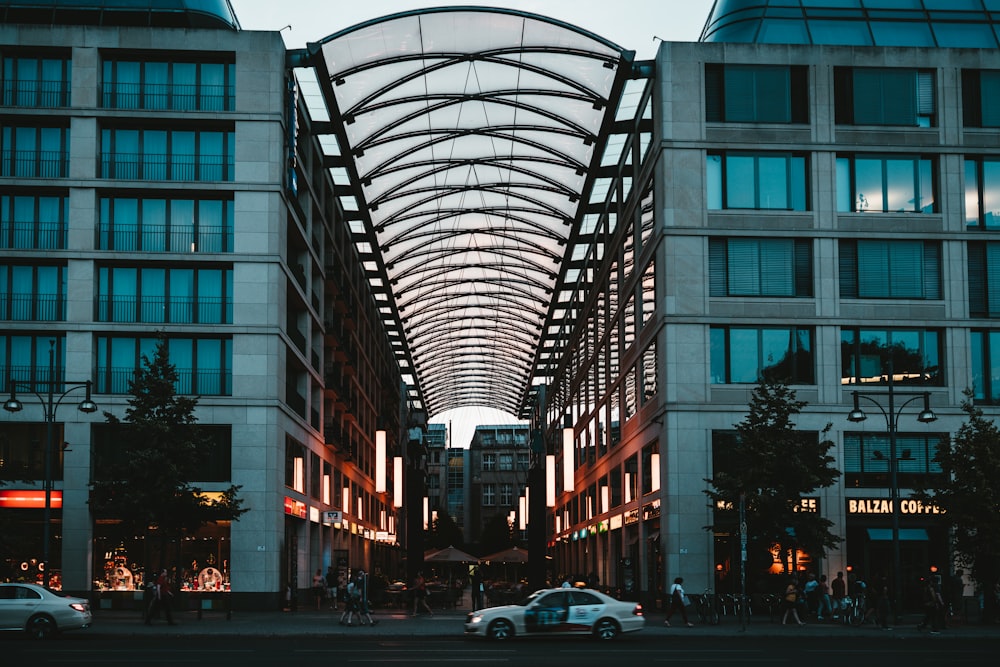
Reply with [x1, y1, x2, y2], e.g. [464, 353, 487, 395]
[307, 8, 632, 417]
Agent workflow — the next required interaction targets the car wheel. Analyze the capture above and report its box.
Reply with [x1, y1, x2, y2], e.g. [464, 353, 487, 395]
[593, 618, 620, 640]
[26, 615, 56, 639]
[487, 618, 514, 640]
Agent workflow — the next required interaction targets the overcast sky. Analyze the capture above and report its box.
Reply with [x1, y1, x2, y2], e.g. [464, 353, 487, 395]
[230, 0, 718, 57]
[228, 0, 718, 443]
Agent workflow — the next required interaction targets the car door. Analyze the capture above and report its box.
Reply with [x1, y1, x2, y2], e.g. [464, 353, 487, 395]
[523, 591, 569, 634]
[566, 590, 606, 631]
[0, 585, 39, 631]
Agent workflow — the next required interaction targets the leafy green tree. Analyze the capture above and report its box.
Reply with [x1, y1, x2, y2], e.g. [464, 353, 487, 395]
[706, 378, 841, 577]
[89, 337, 247, 579]
[915, 389, 1000, 623]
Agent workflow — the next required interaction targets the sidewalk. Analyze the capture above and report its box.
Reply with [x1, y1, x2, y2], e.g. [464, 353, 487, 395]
[85, 604, 1000, 640]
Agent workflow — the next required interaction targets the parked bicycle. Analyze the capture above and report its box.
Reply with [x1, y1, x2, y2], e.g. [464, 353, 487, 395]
[841, 595, 866, 626]
[695, 588, 721, 625]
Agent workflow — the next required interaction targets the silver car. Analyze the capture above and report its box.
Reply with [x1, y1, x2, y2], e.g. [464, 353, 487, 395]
[465, 587, 645, 640]
[0, 582, 93, 639]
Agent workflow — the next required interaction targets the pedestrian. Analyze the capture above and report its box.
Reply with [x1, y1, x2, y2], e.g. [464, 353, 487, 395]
[917, 577, 943, 634]
[816, 574, 833, 621]
[471, 567, 484, 611]
[870, 573, 892, 629]
[312, 568, 326, 611]
[831, 571, 847, 619]
[411, 571, 434, 617]
[948, 570, 965, 621]
[145, 568, 176, 626]
[663, 576, 694, 627]
[803, 572, 819, 617]
[339, 575, 361, 626]
[325, 566, 337, 610]
[781, 576, 806, 626]
[354, 569, 378, 625]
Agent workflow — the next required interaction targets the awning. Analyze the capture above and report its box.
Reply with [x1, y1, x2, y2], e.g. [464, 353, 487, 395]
[866, 528, 929, 542]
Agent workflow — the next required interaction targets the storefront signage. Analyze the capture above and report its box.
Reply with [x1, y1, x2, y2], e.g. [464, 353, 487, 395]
[847, 498, 943, 515]
[642, 499, 661, 521]
[609, 514, 622, 530]
[793, 498, 819, 513]
[283, 496, 306, 519]
[624, 508, 639, 525]
[0, 490, 62, 508]
[324, 510, 343, 524]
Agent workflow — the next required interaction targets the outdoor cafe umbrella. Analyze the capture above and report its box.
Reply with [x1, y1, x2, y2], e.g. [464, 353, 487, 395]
[423, 545, 479, 563]
[480, 546, 529, 564]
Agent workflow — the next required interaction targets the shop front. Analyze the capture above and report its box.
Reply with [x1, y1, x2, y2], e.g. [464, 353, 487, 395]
[844, 496, 949, 611]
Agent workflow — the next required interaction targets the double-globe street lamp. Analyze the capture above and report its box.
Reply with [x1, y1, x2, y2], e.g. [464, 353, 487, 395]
[846, 378, 936, 621]
[4, 340, 98, 588]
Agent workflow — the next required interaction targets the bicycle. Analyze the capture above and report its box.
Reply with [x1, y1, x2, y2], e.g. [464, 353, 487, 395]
[695, 588, 721, 625]
[841, 595, 866, 626]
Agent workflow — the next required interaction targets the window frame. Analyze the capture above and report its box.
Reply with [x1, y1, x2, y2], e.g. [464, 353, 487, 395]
[705, 63, 808, 124]
[710, 325, 815, 385]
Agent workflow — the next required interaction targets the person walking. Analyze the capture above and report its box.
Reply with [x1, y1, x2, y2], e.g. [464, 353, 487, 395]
[339, 575, 362, 626]
[411, 571, 434, 617]
[917, 577, 944, 634]
[816, 574, 833, 621]
[471, 567, 484, 611]
[354, 569, 378, 626]
[312, 568, 326, 611]
[663, 577, 694, 627]
[831, 571, 847, 619]
[781, 576, 806, 626]
[145, 568, 176, 626]
[325, 567, 337, 610]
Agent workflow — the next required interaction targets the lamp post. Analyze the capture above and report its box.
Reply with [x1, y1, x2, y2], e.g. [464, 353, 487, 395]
[4, 340, 98, 588]
[846, 374, 936, 621]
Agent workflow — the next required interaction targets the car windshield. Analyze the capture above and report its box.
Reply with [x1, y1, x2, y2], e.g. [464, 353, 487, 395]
[515, 590, 551, 606]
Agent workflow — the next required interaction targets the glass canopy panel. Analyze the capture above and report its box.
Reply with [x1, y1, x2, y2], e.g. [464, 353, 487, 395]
[312, 7, 629, 415]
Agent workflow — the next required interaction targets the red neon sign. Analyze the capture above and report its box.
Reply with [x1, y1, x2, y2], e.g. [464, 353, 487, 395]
[0, 490, 63, 509]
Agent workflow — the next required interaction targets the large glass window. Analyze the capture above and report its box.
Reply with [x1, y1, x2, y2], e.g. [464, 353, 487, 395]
[840, 328, 942, 387]
[0, 192, 67, 250]
[836, 154, 935, 213]
[968, 242, 1000, 318]
[709, 237, 812, 297]
[710, 326, 814, 384]
[97, 265, 232, 324]
[482, 483, 496, 506]
[971, 329, 1000, 404]
[844, 433, 943, 488]
[835, 67, 935, 127]
[0, 124, 69, 178]
[2, 52, 71, 107]
[98, 195, 233, 253]
[964, 158, 1000, 229]
[0, 263, 66, 321]
[705, 64, 808, 123]
[707, 152, 808, 210]
[839, 239, 941, 299]
[95, 335, 231, 395]
[962, 69, 1000, 128]
[0, 334, 65, 393]
[100, 127, 234, 181]
[102, 58, 234, 111]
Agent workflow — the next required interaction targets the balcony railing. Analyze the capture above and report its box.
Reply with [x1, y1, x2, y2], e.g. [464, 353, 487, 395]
[0, 220, 67, 249]
[1, 150, 68, 178]
[2, 80, 71, 107]
[96, 222, 232, 253]
[100, 153, 233, 181]
[0, 292, 65, 320]
[101, 82, 232, 112]
[96, 295, 230, 324]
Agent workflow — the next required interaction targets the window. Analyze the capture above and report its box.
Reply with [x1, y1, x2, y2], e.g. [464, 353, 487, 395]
[844, 433, 943, 488]
[98, 196, 233, 252]
[840, 328, 941, 386]
[837, 154, 935, 213]
[968, 242, 1000, 318]
[102, 58, 234, 111]
[2, 52, 71, 107]
[964, 158, 1000, 229]
[835, 67, 935, 127]
[499, 453, 513, 471]
[839, 240, 941, 299]
[705, 64, 808, 123]
[284, 436, 306, 493]
[971, 329, 1000, 404]
[482, 483, 496, 506]
[100, 127, 234, 181]
[707, 152, 808, 210]
[0, 192, 67, 249]
[97, 265, 232, 324]
[962, 69, 1000, 128]
[0, 334, 65, 393]
[1, 124, 69, 178]
[0, 263, 66, 320]
[710, 326, 814, 384]
[93, 423, 231, 483]
[95, 335, 231, 395]
[481, 453, 496, 471]
[709, 238, 812, 297]
[499, 483, 513, 506]
[516, 452, 529, 470]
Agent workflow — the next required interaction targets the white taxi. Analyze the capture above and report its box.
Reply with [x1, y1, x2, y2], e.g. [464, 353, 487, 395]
[465, 587, 644, 640]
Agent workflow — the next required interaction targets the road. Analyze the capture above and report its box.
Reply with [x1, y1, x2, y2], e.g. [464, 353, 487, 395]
[5, 635, 992, 667]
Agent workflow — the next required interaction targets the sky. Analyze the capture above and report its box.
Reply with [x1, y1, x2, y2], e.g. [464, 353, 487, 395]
[228, 0, 718, 445]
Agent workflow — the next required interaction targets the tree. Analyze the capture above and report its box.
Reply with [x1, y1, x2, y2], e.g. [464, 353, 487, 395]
[476, 513, 517, 555]
[426, 507, 464, 550]
[915, 389, 1000, 623]
[706, 378, 841, 579]
[89, 337, 247, 579]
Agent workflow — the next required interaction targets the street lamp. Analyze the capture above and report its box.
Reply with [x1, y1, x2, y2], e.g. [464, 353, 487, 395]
[4, 340, 98, 588]
[846, 379, 936, 621]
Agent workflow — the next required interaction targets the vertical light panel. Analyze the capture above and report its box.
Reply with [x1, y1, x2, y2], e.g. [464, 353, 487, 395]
[342, 487, 350, 514]
[518, 496, 527, 530]
[423, 496, 429, 529]
[323, 474, 331, 505]
[393, 456, 403, 508]
[375, 430, 386, 493]
[562, 427, 574, 492]
[625, 472, 633, 504]
[357, 496, 363, 521]
[601, 485, 609, 514]
[545, 454, 556, 507]
[293, 457, 304, 493]
[651, 452, 660, 492]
